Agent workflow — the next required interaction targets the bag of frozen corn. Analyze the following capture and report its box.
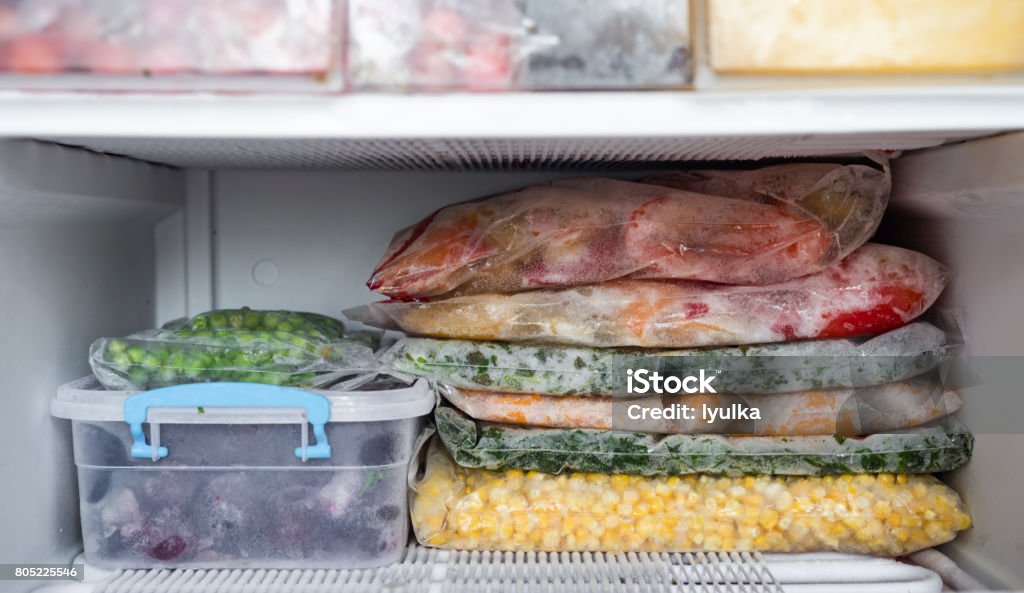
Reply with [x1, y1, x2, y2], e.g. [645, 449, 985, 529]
[439, 379, 962, 435]
[435, 406, 972, 476]
[369, 163, 888, 298]
[411, 439, 971, 554]
[360, 244, 947, 348]
[383, 322, 949, 396]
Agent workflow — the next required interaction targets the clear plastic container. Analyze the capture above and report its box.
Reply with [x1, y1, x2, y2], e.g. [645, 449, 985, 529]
[51, 376, 433, 569]
[0, 0, 343, 92]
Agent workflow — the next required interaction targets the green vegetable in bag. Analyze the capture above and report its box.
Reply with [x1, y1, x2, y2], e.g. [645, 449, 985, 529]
[90, 308, 378, 390]
[435, 406, 972, 477]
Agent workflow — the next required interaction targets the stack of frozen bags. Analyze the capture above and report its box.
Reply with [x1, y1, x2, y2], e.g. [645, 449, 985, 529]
[361, 163, 973, 556]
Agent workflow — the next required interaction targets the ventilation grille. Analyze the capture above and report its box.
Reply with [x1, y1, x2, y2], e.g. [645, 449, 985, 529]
[46, 132, 973, 170]
[81, 545, 946, 593]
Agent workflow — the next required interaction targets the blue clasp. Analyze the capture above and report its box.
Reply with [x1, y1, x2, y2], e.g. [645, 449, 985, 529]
[123, 383, 332, 462]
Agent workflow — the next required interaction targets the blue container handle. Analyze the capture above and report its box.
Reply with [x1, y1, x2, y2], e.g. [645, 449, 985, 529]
[123, 383, 332, 461]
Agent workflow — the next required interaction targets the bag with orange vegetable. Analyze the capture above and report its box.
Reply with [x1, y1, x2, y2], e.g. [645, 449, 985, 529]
[439, 379, 962, 435]
[359, 244, 947, 348]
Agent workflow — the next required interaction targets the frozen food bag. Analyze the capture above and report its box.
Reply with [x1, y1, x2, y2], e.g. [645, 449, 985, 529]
[90, 308, 378, 391]
[0, 1, 339, 81]
[361, 244, 947, 348]
[368, 164, 889, 298]
[440, 380, 962, 435]
[517, 0, 692, 90]
[708, 0, 1024, 74]
[348, 0, 692, 91]
[411, 439, 971, 554]
[383, 321, 948, 396]
[435, 406, 972, 476]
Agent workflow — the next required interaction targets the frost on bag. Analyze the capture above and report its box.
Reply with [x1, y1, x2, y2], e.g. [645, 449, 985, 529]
[383, 321, 949, 396]
[440, 379, 962, 436]
[411, 439, 971, 554]
[90, 308, 378, 391]
[368, 163, 889, 298]
[364, 244, 947, 348]
[0, 0, 337, 78]
[435, 406, 972, 476]
[348, 0, 692, 91]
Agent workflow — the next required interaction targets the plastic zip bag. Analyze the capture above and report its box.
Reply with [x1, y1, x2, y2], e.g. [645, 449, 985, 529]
[348, 0, 693, 91]
[0, 0, 337, 77]
[90, 308, 378, 391]
[368, 164, 889, 298]
[435, 406, 972, 476]
[411, 439, 971, 554]
[383, 321, 948, 396]
[440, 379, 962, 435]
[360, 244, 947, 348]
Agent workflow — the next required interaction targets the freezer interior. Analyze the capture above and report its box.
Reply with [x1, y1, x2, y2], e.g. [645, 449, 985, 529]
[2, 129, 1024, 592]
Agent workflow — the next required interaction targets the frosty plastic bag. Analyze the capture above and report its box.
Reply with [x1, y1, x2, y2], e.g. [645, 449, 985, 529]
[368, 164, 889, 298]
[90, 308, 378, 391]
[383, 321, 949, 396]
[411, 439, 971, 554]
[435, 406, 972, 476]
[361, 244, 947, 348]
[440, 379, 962, 435]
[348, 0, 692, 91]
[0, 0, 338, 79]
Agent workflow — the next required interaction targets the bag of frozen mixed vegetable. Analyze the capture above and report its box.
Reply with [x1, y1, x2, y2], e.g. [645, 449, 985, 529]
[411, 438, 971, 554]
[90, 308, 379, 391]
[383, 321, 949, 396]
[359, 243, 947, 348]
[369, 163, 888, 298]
[440, 378, 962, 435]
[434, 406, 972, 476]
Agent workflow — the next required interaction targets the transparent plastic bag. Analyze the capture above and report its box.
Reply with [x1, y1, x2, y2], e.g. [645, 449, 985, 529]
[361, 244, 948, 348]
[368, 164, 889, 298]
[440, 379, 963, 435]
[90, 308, 378, 391]
[347, 0, 692, 91]
[383, 321, 949, 396]
[411, 439, 971, 554]
[435, 406, 972, 476]
[0, 1, 338, 83]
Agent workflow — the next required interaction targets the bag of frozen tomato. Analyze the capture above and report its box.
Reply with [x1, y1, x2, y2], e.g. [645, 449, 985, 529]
[359, 243, 947, 348]
[90, 308, 378, 391]
[369, 163, 889, 298]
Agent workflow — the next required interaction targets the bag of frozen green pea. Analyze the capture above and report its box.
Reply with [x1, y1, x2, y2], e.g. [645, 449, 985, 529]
[89, 308, 380, 391]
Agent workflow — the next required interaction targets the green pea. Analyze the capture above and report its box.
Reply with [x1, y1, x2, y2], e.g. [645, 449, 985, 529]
[126, 347, 146, 364]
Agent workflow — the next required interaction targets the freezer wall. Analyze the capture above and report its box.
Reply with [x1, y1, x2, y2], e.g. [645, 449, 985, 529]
[0, 141, 182, 592]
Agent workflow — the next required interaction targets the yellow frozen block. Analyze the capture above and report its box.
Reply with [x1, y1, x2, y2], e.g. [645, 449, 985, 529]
[411, 440, 971, 556]
[710, 0, 1024, 73]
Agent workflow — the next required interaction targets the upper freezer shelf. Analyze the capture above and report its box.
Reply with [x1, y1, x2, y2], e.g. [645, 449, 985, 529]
[0, 0, 1021, 93]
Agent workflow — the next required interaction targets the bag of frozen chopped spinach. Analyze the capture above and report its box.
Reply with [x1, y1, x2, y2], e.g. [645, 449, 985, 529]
[383, 321, 949, 396]
[90, 307, 379, 391]
[435, 406, 972, 477]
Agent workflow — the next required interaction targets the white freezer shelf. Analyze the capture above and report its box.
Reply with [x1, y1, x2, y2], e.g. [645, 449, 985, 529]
[0, 88, 1022, 168]
[36, 545, 962, 593]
